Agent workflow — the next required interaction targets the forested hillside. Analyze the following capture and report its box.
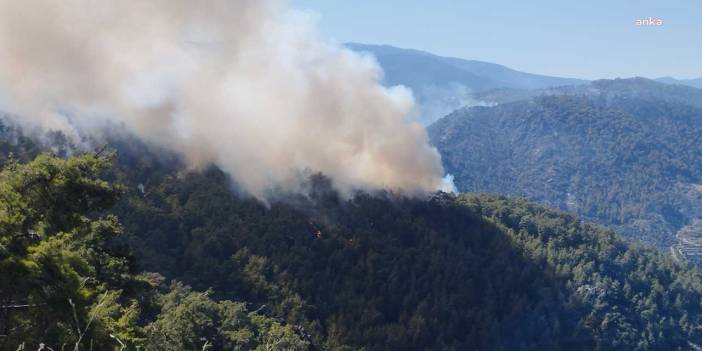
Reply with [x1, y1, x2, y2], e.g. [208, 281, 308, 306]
[0, 152, 310, 350]
[3, 122, 702, 350]
[429, 78, 702, 250]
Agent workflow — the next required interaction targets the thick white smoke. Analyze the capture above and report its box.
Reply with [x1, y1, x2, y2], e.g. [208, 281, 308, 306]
[0, 0, 452, 197]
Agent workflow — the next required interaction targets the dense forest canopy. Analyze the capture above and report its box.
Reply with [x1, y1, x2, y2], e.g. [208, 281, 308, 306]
[429, 78, 702, 249]
[2, 121, 702, 350]
[0, 152, 309, 351]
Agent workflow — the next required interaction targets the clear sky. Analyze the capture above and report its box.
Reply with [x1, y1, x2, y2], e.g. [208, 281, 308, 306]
[289, 0, 701, 80]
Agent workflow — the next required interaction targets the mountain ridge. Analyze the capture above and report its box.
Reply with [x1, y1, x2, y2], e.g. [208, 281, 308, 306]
[428, 78, 702, 252]
[346, 42, 588, 89]
[347, 43, 702, 125]
[656, 77, 702, 90]
[345, 42, 588, 124]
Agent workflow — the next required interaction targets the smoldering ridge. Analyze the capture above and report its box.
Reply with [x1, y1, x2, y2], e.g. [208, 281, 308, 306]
[0, 0, 454, 199]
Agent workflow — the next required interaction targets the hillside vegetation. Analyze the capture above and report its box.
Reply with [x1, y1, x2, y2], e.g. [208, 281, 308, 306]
[2, 122, 702, 350]
[429, 78, 702, 248]
[0, 153, 309, 350]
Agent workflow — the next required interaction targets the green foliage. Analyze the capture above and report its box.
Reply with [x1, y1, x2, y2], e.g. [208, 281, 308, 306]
[0, 152, 137, 349]
[113, 161, 702, 350]
[0, 153, 309, 351]
[460, 193, 702, 350]
[145, 282, 309, 351]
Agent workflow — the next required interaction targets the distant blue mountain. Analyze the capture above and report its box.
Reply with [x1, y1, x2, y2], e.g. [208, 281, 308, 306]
[656, 77, 702, 90]
[346, 43, 588, 124]
[347, 43, 587, 90]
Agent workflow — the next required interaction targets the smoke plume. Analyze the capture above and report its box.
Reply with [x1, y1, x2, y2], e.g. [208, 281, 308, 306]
[0, 0, 452, 197]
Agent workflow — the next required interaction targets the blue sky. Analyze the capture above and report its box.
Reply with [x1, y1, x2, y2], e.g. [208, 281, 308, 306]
[289, 0, 701, 80]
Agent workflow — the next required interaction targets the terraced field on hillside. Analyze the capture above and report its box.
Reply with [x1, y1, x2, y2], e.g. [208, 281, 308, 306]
[673, 219, 702, 266]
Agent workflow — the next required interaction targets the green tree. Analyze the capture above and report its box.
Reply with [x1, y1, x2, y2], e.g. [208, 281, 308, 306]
[0, 153, 142, 349]
[145, 282, 309, 351]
